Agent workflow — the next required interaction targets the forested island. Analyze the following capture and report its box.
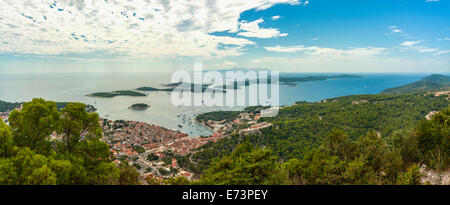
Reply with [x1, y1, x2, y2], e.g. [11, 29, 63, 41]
[136, 87, 173, 92]
[129, 103, 150, 110]
[279, 74, 362, 85]
[220, 74, 363, 89]
[87, 90, 146, 98]
[89, 74, 361, 97]
[383, 74, 450, 94]
[138, 82, 225, 93]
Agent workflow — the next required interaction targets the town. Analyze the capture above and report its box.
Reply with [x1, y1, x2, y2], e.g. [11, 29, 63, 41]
[0, 102, 273, 183]
[100, 106, 273, 183]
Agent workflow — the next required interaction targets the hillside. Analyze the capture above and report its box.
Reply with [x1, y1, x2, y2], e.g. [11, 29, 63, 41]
[186, 93, 449, 173]
[0, 100, 21, 112]
[383, 74, 450, 94]
[1, 100, 96, 112]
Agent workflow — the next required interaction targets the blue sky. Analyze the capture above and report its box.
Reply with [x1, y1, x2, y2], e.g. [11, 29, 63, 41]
[0, 0, 448, 73]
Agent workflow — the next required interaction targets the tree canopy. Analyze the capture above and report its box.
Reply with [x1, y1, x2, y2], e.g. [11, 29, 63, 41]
[0, 98, 139, 185]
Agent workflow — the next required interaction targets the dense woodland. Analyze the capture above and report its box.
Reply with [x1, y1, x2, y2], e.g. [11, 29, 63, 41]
[0, 98, 140, 185]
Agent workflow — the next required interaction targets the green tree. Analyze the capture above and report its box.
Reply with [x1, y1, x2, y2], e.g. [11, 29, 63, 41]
[0, 158, 17, 184]
[118, 162, 141, 185]
[165, 176, 192, 185]
[89, 162, 120, 185]
[9, 98, 60, 155]
[417, 106, 450, 171]
[0, 120, 15, 157]
[200, 142, 286, 185]
[388, 129, 421, 168]
[396, 164, 422, 185]
[58, 102, 102, 154]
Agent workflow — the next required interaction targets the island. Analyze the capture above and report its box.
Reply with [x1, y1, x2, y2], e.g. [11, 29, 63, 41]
[383, 74, 450, 94]
[220, 74, 363, 89]
[88, 75, 361, 98]
[138, 82, 226, 93]
[87, 90, 146, 98]
[128, 103, 150, 110]
[136, 87, 173, 92]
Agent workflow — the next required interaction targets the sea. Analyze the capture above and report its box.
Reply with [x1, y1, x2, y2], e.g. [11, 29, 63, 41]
[0, 72, 434, 137]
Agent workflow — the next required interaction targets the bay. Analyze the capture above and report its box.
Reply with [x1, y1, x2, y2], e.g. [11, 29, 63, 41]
[0, 72, 429, 137]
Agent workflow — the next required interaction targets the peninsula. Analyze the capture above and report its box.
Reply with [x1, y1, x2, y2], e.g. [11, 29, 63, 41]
[383, 74, 450, 94]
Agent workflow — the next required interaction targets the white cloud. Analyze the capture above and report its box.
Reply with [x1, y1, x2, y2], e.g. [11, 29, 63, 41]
[249, 56, 449, 73]
[400, 41, 421, 46]
[271, 15, 281, 20]
[224, 60, 236, 66]
[388, 26, 411, 38]
[0, 0, 300, 59]
[389, 26, 403, 34]
[416, 47, 439, 53]
[264, 45, 386, 58]
[433, 50, 450, 56]
[399, 45, 441, 54]
[238, 19, 288, 38]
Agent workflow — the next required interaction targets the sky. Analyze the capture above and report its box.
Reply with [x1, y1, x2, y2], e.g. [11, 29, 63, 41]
[0, 0, 449, 73]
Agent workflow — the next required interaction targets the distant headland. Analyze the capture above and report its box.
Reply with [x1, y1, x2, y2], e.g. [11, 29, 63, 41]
[87, 90, 147, 98]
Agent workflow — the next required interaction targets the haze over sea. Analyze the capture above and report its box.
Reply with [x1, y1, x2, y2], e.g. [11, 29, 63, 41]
[0, 72, 435, 137]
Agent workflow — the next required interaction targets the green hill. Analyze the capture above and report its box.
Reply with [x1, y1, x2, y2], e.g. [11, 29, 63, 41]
[0, 100, 21, 112]
[383, 74, 450, 94]
[186, 93, 449, 173]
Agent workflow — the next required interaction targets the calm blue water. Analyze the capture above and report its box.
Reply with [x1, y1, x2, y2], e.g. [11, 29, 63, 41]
[278, 73, 430, 104]
[0, 72, 434, 136]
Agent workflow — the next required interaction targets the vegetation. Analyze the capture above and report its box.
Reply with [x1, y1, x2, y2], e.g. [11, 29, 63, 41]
[136, 87, 172, 92]
[278, 74, 362, 85]
[87, 90, 146, 98]
[129, 103, 150, 111]
[0, 98, 139, 185]
[172, 105, 448, 185]
[220, 74, 362, 89]
[147, 153, 159, 161]
[137, 83, 226, 93]
[0, 100, 21, 112]
[184, 93, 449, 180]
[195, 111, 241, 123]
[199, 142, 285, 185]
[416, 107, 449, 171]
[383, 74, 450, 94]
